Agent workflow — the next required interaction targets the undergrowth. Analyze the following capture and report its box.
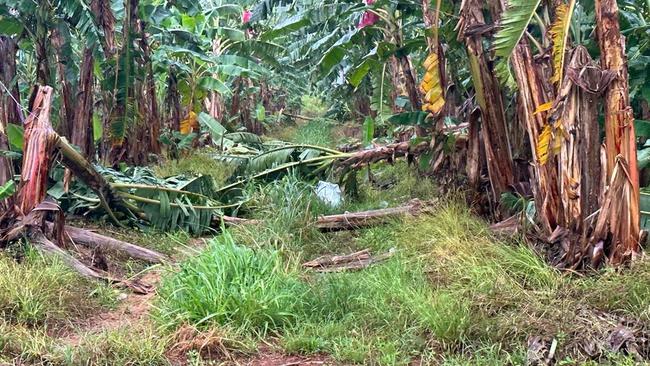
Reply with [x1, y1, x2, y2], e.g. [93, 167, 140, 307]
[0, 250, 102, 326]
[154, 149, 235, 186]
[0, 320, 170, 365]
[157, 199, 650, 365]
[154, 231, 306, 336]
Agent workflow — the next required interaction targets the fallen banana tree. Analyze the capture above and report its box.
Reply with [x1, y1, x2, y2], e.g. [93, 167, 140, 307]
[215, 140, 431, 195]
[0, 86, 168, 288]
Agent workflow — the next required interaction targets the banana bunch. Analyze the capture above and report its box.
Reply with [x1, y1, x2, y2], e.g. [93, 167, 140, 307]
[419, 52, 445, 114]
[180, 111, 198, 135]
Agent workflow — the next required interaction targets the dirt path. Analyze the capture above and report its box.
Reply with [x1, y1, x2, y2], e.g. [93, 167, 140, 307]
[58, 238, 336, 365]
[61, 269, 162, 346]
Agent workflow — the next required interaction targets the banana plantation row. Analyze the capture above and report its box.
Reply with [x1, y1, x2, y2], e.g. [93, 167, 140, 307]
[0, 0, 649, 272]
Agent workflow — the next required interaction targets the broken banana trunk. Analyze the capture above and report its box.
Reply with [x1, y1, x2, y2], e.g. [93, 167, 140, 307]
[1, 86, 163, 289]
[594, 0, 641, 264]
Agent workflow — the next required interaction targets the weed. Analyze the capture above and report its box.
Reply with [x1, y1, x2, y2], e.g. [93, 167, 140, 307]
[300, 95, 327, 117]
[154, 231, 306, 337]
[0, 253, 96, 325]
[292, 119, 336, 147]
[232, 173, 324, 257]
[282, 258, 468, 365]
[0, 319, 56, 364]
[66, 325, 171, 365]
[154, 149, 235, 186]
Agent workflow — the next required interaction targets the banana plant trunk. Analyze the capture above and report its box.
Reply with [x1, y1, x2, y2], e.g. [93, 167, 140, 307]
[71, 48, 95, 158]
[166, 70, 182, 132]
[0, 36, 20, 211]
[138, 21, 161, 156]
[594, 0, 641, 264]
[509, 41, 562, 234]
[51, 30, 75, 139]
[549, 46, 608, 267]
[457, 0, 514, 201]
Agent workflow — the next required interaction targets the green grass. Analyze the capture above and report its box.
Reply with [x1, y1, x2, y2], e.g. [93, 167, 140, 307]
[300, 95, 328, 117]
[281, 258, 472, 364]
[0, 251, 101, 325]
[268, 118, 338, 148]
[292, 119, 336, 147]
[154, 149, 235, 187]
[65, 325, 171, 366]
[154, 231, 306, 337]
[0, 320, 171, 365]
[163, 197, 650, 364]
[6, 146, 650, 365]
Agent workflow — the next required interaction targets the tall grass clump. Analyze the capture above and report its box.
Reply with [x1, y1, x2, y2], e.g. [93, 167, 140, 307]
[293, 119, 336, 147]
[154, 231, 306, 337]
[154, 149, 235, 186]
[282, 258, 471, 364]
[0, 252, 94, 325]
[395, 201, 563, 346]
[234, 173, 325, 256]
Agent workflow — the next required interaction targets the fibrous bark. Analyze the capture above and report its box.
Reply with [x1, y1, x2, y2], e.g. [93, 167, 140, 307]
[594, 0, 641, 263]
[90, 0, 117, 59]
[509, 41, 561, 234]
[457, 0, 514, 200]
[71, 48, 95, 157]
[338, 141, 429, 168]
[0, 36, 20, 212]
[17, 86, 56, 215]
[549, 46, 612, 267]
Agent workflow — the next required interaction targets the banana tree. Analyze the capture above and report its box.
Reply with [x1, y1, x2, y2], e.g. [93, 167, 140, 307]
[488, 0, 641, 267]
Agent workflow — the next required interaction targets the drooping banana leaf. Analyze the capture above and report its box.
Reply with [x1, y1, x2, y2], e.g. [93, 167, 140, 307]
[549, 0, 576, 84]
[492, 0, 542, 87]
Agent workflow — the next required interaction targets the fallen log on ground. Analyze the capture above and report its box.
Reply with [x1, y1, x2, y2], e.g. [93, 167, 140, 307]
[303, 248, 396, 272]
[0, 86, 152, 292]
[45, 223, 168, 263]
[303, 249, 371, 267]
[219, 199, 429, 231]
[27, 224, 107, 280]
[281, 112, 316, 121]
[315, 199, 426, 231]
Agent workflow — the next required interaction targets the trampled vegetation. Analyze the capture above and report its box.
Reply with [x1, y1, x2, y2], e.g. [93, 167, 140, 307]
[1, 0, 650, 364]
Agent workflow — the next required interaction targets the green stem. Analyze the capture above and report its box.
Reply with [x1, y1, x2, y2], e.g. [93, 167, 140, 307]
[119, 192, 232, 210]
[216, 153, 351, 193]
[254, 144, 343, 157]
[110, 183, 212, 200]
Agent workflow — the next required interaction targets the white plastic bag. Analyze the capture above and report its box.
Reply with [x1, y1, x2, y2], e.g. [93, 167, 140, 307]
[315, 181, 343, 207]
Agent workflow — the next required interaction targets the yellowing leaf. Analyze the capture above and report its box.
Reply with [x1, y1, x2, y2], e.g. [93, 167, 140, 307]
[534, 102, 553, 115]
[180, 111, 198, 134]
[422, 53, 438, 70]
[537, 124, 552, 165]
[536, 120, 565, 165]
[549, 0, 575, 85]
